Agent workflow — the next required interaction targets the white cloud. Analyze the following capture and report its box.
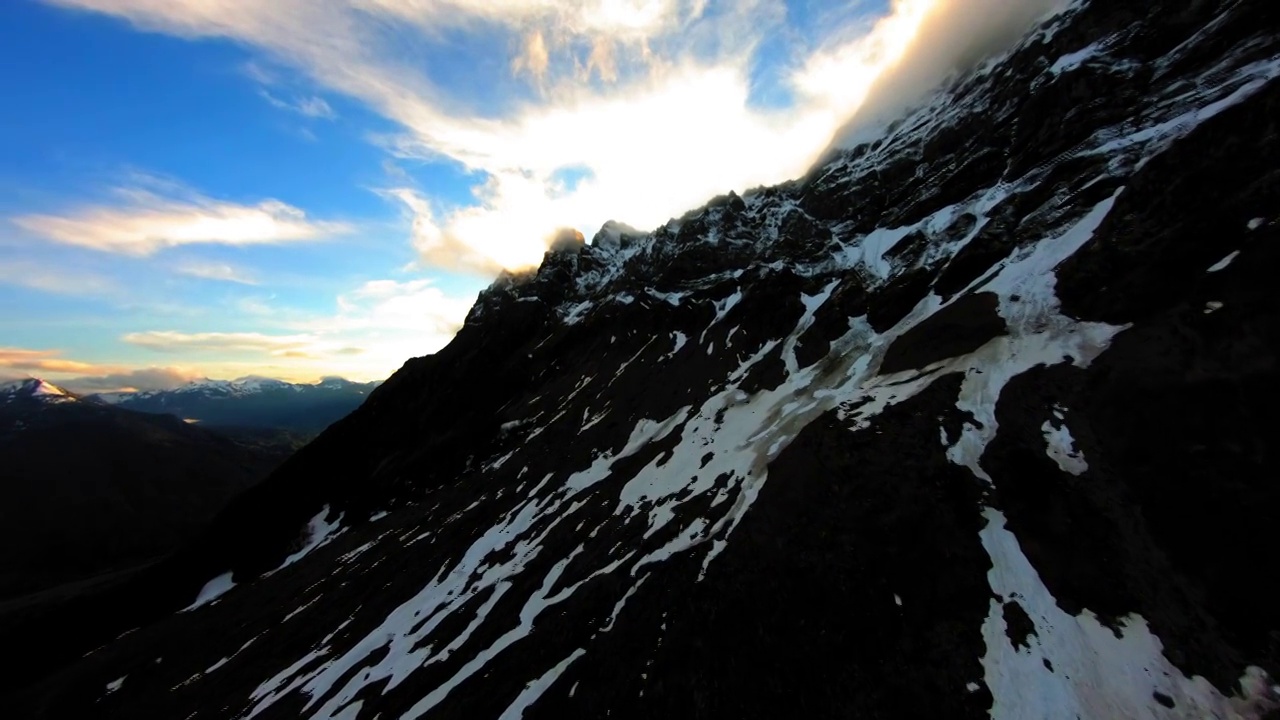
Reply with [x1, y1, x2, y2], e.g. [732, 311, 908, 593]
[12, 185, 349, 256]
[328, 278, 475, 334]
[383, 188, 516, 274]
[120, 278, 476, 381]
[379, 60, 863, 272]
[354, 0, 698, 38]
[829, 0, 1064, 147]
[42, 0, 1060, 275]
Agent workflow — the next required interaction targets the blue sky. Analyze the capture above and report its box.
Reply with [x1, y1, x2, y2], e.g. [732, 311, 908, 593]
[0, 0, 945, 391]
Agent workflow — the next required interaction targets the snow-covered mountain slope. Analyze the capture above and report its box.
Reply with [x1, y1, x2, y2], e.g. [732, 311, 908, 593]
[7, 1, 1280, 718]
[92, 377, 380, 434]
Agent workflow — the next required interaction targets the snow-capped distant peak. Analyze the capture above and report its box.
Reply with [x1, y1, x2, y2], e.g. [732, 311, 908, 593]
[0, 378, 76, 403]
[114, 375, 372, 400]
[168, 377, 292, 397]
[231, 376, 291, 391]
[180, 378, 234, 393]
[30, 379, 70, 398]
[84, 376, 378, 406]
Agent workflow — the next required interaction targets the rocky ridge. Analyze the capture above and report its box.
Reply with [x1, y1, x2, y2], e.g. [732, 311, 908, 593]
[7, 1, 1280, 718]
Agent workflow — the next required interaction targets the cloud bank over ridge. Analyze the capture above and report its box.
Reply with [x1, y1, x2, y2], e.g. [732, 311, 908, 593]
[831, 0, 1064, 148]
[40, 0, 1067, 276]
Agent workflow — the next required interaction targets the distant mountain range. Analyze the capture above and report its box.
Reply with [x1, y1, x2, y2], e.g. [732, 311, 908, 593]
[0, 374, 377, 604]
[0, 379, 287, 602]
[90, 375, 381, 435]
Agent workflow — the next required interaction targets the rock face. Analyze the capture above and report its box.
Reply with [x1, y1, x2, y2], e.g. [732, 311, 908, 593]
[7, 1, 1280, 718]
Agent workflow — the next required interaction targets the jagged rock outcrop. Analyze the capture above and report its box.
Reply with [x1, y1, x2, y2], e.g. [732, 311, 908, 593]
[6, 1, 1280, 718]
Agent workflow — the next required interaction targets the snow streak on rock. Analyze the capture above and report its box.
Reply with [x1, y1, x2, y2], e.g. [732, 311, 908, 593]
[192, 4, 1280, 716]
[243, 183, 1167, 720]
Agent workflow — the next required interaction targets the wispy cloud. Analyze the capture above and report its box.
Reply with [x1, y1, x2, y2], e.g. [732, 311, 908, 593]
[174, 260, 259, 285]
[122, 330, 316, 354]
[512, 30, 551, 84]
[0, 258, 120, 296]
[12, 185, 350, 256]
[241, 59, 277, 85]
[41, 0, 1060, 276]
[259, 90, 337, 119]
[0, 347, 101, 375]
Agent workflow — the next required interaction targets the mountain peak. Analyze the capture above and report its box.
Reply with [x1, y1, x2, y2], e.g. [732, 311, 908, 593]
[590, 219, 644, 253]
[105, 375, 375, 402]
[13, 2, 1280, 718]
[229, 376, 292, 392]
[182, 377, 231, 391]
[0, 378, 75, 403]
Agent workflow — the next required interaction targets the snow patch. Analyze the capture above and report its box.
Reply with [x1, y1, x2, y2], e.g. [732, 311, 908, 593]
[698, 290, 743, 344]
[274, 506, 344, 572]
[645, 289, 685, 306]
[1090, 56, 1280, 165]
[1207, 251, 1240, 272]
[835, 224, 916, 279]
[183, 572, 236, 612]
[660, 332, 688, 362]
[980, 509, 1275, 720]
[498, 649, 585, 719]
[1049, 41, 1103, 74]
[562, 300, 595, 325]
[1042, 419, 1088, 475]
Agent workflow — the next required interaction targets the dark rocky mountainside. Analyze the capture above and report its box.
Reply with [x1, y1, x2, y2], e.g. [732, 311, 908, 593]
[7, 0, 1280, 718]
[0, 380, 283, 602]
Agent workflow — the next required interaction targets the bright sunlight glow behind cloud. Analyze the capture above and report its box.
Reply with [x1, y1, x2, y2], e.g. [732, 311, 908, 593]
[1, 0, 1060, 388]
